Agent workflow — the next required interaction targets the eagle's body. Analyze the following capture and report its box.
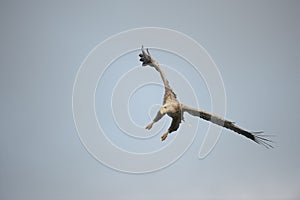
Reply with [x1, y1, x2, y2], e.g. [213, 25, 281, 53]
[139, 47, 272, 148]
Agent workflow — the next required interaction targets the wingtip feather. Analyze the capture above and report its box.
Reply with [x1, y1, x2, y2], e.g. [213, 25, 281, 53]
[252, 132, 274, 148]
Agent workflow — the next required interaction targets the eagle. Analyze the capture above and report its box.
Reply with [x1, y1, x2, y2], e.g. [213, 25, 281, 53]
[139, 46, 273, 148]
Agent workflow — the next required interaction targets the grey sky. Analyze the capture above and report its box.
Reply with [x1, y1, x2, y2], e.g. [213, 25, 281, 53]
[1, 0, 300, 199]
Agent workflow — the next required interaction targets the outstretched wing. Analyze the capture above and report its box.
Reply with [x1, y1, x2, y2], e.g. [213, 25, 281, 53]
[181, 104, 273, 148]
[139, 46, 177, 104]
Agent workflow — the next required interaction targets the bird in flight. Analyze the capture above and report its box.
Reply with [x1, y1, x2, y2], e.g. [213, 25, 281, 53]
[139, 46, 273, 148]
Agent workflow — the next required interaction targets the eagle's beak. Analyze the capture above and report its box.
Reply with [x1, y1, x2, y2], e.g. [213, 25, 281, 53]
[160, 107, 165, 114]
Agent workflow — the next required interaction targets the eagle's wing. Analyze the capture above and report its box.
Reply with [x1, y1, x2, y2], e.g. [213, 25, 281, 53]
[139, 46, 177, 104]
[181, 104, 273, 148]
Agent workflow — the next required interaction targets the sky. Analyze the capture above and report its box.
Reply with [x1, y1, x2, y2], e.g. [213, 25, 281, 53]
[1, 0, 300, 199]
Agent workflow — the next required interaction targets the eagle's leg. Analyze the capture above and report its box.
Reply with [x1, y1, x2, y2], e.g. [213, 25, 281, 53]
[145, 110, 165, 130]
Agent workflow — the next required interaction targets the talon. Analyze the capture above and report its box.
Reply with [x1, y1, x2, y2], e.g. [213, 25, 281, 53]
[145, 122, 153, 130]
[161, 133, 168, 141]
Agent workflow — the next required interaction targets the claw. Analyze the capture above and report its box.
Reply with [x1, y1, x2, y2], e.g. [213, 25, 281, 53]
[161, 133, 168, 141]
[145, 122, 153, 130]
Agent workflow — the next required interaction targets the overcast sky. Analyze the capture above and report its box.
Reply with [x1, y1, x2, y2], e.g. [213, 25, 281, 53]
[1, 0, 300, 199]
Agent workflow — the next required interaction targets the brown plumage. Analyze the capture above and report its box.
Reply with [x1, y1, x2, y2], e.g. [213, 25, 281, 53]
[139, 46, 273, 148]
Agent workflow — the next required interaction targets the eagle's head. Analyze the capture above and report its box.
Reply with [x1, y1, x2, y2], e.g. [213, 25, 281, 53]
[160, 102, 181, 115]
